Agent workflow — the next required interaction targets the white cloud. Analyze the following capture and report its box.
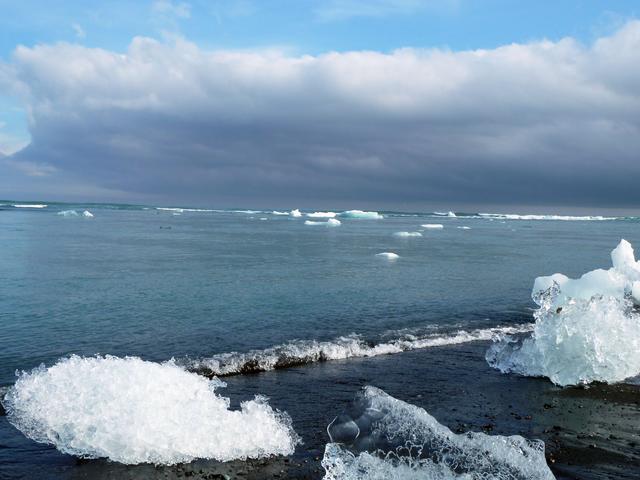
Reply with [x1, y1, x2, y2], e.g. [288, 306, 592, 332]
[3, 22, 640, 206]
[72, 23, 86, 39]
[152, 0, 191, 19]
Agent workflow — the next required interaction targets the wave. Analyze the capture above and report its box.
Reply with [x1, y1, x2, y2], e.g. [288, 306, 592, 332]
[2, 355, 298, 465]
[322, 386, 554, 479]
[477, 213, 616, 221]
[186, 324, 533, 377]
[156, 207, 219, 213]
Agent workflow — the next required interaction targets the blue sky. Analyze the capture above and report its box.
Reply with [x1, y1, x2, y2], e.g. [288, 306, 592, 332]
[1, 1, 640, 209]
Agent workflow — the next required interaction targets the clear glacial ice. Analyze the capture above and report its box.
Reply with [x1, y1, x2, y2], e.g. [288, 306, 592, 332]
[322, 386, 554, 480]
[2, 355, 299, 465]
[487, 239, 640, 386]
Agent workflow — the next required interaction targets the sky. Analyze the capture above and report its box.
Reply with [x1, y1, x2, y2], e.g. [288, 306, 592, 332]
[1, 0, 639, 211]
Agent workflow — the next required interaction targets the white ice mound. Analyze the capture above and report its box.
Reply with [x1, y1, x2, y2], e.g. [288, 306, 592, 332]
[339, 210, 383, 219]
[307, 211, 337, 218]
[376, 252, 399, 260]
[421, 224, 444, 229]
[290, 209, 302, 217]
[82, 210, 94, 218]
[487, 239, 640, 386]
[305, 218, 341, 227]
[3, 355, 298, 465]
[322, 386, 554, 480]
[393, 231, 422, 237]
[57, 210, 79, 217]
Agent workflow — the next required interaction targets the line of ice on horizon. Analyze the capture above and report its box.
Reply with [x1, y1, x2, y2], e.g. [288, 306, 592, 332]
[186, 324, 533, 377]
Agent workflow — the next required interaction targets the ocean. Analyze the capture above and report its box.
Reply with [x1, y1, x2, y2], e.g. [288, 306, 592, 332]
[1, 202, 639, 479]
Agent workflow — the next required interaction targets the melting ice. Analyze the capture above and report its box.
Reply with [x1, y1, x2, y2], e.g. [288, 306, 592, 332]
[487, 239, 640, 386]
[2, 355, 298, 465]
[322, 386, 554, 480]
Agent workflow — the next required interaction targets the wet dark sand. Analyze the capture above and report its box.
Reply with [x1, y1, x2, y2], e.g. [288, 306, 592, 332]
[1, 340, 639, 479]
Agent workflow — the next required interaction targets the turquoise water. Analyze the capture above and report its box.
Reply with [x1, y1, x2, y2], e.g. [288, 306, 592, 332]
[0, 202, 638, 478]
[1, 203, 637, 385]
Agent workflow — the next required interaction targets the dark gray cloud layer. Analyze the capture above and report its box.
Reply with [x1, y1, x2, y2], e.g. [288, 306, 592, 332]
[2, 22, 640, 209]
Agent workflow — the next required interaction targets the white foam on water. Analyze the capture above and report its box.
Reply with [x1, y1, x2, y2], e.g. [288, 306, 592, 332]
[421, 224, 444, 229]
[487, 239, 640, 386]
[339, 210, 383, 219]
[375, 252, 399, 260]
[156, 207, 217, 213]
[187, 325, 532, 377]
[457, 226, 471, 230]
[477, 213, 616, 221]
[393, 232, 422, 237]
[13, 204, 48, 208]
[307, 211, 337, 218]
[2, 355, 298, 465]
[322, 386, 554, 480]
[305, 219, 341, 227]
[82, 210, 94, 218]
[271, 211, 290, 215]
[57, 210, 79, 217]
[290, 209, 302, 217]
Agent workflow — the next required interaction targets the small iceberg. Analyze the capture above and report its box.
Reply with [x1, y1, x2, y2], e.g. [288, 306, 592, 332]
[82, 210, 94, 218]
[305, 218, 341, 227]
[376, 252, 399, 260]
[434, 211, 457, 217]
[2, 356, 298, 465]
[290, 209, 302, 217]
[393, 231, 422, 237]
[322, 386, 554, 479]
[339, 210, 383, 220]
[57, 210, 79, 217]
[307, 211, 337, 218]
[421, 224, 444, 229]
[487, 239, 640, 386]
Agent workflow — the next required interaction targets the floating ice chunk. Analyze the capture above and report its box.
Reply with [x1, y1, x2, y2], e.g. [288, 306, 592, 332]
[82, 210, 94, 218]
[393, 231, 422, 237]
[13, 204, 47, 208]
[3, 355, 298, 465]
[434, 211, 457, 217]
[339, 210, 383, 219]
[376, 252, 399, 260]
[307, 211, 337, 218]
[259, 217, 268, 220]
[488, 239, 640, 386]
[272, 211, 289, 215]
[290, 209, 302, 217]
[457, 226, 471, 230]
[421, 224, 444, 229]
[57, 210, 79, 217]
[322, 386, 554, 480]
[305, 219, 341, 227]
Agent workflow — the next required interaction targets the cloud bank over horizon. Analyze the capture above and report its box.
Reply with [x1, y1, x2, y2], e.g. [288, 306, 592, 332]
[1, 21, 640, 209]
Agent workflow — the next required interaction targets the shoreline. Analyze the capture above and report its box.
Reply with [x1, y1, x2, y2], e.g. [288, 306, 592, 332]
[2, 340, 639, 479]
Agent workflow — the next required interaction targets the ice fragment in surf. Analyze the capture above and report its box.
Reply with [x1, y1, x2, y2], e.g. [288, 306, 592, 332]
[322, 386, 554, 480]
[307, 211, 337, 218]
[421, 224, 444, 229]
[305, 218, 341, 227]
[3, 355, 298, 465]
[375, 252, 399, 260]
[488, 239, 640, 386]
[82, 210, 94, 217]
[393, 231, 422, 237]
[290, 209, 302, 217]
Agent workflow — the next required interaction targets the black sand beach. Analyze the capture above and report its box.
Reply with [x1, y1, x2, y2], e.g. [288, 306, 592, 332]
[3, 340, 638, 479]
